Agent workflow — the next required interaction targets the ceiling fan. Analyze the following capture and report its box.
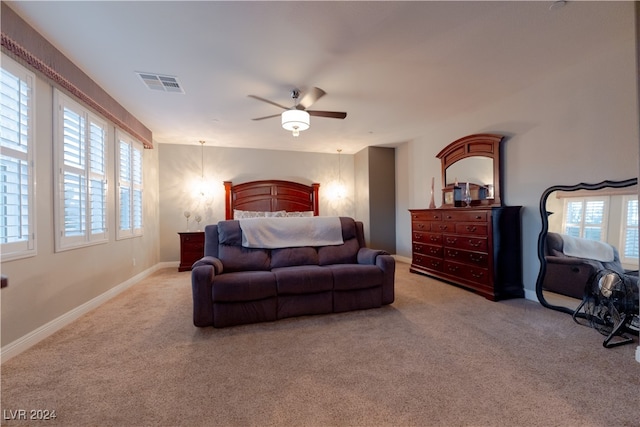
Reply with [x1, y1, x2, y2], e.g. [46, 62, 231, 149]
[248, 87, 347, 137]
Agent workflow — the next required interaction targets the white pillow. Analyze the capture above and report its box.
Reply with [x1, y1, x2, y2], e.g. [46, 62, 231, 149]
[233, 210, 288, 219]
[285, 211, 314, 217]
[234, 209, 266, 219]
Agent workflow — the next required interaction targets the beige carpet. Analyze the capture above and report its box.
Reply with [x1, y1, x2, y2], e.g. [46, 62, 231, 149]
[1, 262, 638, 427]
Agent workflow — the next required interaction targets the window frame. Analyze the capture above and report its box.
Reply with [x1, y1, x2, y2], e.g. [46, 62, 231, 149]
[53, 89, 108, 252]
[0, 54, 37, 261]
[561, 196, 609, 242]
[116, 129, 143, 240]
[620, 194, 638, 265]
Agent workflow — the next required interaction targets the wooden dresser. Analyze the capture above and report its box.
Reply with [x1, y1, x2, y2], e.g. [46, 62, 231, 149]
[409, 206, 523, 301]
[178, 231, 205, 272]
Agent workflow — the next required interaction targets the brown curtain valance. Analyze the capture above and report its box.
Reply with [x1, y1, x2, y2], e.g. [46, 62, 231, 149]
[0, 3, 153, 149]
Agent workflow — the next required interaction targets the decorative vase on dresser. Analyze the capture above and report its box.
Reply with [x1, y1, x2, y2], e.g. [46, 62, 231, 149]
[409, 134, 523, 301]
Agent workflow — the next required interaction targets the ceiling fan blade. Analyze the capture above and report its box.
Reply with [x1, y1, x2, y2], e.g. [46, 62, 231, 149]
[247, 95, 289, 110]
[251, 113, 282, 121]
[298, 87, 326, 110]
[307, 110, 347, 119]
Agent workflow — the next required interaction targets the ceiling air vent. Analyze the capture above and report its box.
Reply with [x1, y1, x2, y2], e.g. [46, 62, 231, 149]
[136, 72, 185, 94]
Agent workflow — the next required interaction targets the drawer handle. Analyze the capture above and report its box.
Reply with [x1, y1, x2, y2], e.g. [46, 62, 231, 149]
[465, 226, 477, 232]
[418, 223, 425, 229]
[446, 215, 453, 220]
[439, 225, 448, 231]
[471, 271, 485, 279]
[429, 248, 439, 255]
[447, 250, 458, 257]
[446, 237, 457, 244]
[469, 254, 484, 262]
[432, 215, 439, 219]
[448, 266, 459, 273]
[468, 239, 481, 247]
[430, 237, 438, 242]
[475, 215, 482, 219]
[431, 261, 441, 268]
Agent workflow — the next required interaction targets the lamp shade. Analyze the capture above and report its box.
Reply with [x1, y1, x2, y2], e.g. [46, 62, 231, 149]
[281, 109, 310, 132]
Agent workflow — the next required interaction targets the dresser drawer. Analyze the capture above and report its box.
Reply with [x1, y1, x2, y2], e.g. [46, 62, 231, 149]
[443, 261, 490, 286]
[414, 242, 443, 258]
[411, 211, 442, 221]
[415, 230, 444, 244]
[443, 234, 488, 252]
[421, 232, 442, 245]
[413, 254, 444, 272]
[442, 210, 488, 222]
[455, 223, 488, 236]
[444, 247, 489, 268]
[412, 221, 431, 232]
[432, 222, 453, 233]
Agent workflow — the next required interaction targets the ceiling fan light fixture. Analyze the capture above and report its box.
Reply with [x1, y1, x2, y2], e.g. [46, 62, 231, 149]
[281, 109, 310, 136]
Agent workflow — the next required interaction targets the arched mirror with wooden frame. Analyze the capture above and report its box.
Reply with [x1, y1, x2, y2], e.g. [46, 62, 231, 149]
[436, 134, 503, 207]
[535, 178, 638, 315]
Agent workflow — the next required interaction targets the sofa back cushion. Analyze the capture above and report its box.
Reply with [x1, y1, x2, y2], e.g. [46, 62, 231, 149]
[204, 224, 219, 258]
[212, 217, 365, 271]
[217, 220, 271, 272]
[318, 217, 361, 265]
[271, 247, 319, 269]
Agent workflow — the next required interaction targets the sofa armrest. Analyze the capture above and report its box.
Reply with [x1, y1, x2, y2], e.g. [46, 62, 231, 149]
[545, 255, 601, 269]
[191, 261, 219, 327]
[357, 247, 389, 265]
[192, 256, 224, 274]
[542, 256, 601, 299]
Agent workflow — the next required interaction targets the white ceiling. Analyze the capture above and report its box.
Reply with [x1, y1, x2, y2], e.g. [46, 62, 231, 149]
[6, 1, 630, 154]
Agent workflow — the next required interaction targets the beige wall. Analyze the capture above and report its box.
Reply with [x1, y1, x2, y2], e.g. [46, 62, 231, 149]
[157, 144, 356, 262]
[398, 3, 638, 299]
[1, 75, 161, 347]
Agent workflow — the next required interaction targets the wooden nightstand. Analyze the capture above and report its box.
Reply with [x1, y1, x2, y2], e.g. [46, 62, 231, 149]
[178, 231, 205, 272]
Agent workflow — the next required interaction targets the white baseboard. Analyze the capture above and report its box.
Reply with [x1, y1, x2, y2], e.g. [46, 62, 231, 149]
[636, 345, 640, 363]
[523, 288, 539, 303]
[393, 255, 412, 264]
[0, 262, 171, 363]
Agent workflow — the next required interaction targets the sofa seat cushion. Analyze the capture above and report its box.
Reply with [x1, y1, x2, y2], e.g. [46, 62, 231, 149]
[273, 265, 333, 294]
[328, 264, 383, 291]
[212, 271, 276, 302]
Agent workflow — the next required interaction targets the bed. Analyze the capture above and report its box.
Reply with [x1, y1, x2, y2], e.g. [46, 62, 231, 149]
[223, 180, 320, 219]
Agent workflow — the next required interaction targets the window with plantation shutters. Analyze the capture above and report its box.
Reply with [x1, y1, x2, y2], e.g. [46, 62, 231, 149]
[562, 197, 608, 241]
[621, 195, 638, 263]
[54, 89, 107, 251]
[116, 130, 143, 239]
[0, 55, 36, 260]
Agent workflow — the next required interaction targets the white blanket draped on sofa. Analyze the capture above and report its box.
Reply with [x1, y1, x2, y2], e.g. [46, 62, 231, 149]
[239, 216, 344, 249]
[561, 234, 614, 262]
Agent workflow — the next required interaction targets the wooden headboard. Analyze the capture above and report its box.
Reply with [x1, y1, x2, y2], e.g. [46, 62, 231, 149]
[224, 180, 320, 220]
